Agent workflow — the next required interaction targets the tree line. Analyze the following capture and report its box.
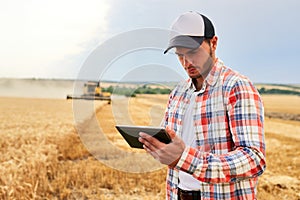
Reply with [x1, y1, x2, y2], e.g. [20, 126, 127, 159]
[102, 85, 300, 97]
[102, 85, 172, 97]
[258, 87, 300, 95]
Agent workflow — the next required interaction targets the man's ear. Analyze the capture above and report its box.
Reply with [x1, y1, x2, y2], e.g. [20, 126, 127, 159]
[211, 36, 218, 50]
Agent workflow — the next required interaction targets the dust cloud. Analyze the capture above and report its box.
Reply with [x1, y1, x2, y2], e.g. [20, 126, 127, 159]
[0, 78, 75, 99]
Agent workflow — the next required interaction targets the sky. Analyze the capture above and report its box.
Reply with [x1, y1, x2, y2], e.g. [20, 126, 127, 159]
[0, 0, 299, 84]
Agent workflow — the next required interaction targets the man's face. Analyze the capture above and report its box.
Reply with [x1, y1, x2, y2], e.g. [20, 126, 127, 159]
[175, 40, 214, 79]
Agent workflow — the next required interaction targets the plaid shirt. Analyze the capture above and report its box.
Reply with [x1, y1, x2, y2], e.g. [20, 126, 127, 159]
[163, 59, 266, 200]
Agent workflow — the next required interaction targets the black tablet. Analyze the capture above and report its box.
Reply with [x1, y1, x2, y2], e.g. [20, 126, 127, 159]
[115, 125, 171, 149]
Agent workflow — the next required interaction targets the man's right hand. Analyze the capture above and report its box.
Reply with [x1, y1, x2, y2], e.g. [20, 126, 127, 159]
[138, 126, 185, 167]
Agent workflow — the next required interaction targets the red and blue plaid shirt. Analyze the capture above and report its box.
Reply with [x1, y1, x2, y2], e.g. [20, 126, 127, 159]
[163, 59, 266, 200]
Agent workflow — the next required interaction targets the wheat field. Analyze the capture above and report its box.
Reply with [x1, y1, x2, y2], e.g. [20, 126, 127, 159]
[0, 94, 299, 199]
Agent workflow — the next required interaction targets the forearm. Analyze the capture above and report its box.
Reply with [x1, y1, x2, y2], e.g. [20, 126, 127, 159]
[175, 145, 266, 183]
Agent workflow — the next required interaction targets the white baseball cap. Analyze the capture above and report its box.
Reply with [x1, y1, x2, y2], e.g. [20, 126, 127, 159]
[164, 11, 215, 54]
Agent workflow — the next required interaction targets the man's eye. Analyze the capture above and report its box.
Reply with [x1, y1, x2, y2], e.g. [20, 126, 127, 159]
[188, 50, 197, 55]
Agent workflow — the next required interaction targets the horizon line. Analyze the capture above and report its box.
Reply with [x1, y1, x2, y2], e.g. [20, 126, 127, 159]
[0, 77, 299, 85]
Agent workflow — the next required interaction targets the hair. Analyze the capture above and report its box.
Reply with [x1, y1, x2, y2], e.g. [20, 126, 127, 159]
[204, 38, 213, 57]
[204, 38, 211, 45]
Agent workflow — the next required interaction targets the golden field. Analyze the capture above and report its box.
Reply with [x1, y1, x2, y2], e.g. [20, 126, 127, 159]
[0, 94, 300, 199]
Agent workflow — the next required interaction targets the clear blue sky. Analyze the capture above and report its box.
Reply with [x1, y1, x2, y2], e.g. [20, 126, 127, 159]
[0, 0, 299, 84]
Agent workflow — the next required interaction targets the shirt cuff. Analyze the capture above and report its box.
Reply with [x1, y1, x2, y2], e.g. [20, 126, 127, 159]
[175, 146, 204, 175]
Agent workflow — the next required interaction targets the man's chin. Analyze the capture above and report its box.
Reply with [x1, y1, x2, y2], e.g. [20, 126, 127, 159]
[188, 74, 203, 79]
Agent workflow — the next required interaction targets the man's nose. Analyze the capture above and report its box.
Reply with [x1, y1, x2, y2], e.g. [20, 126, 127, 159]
[183, 56, 192, 67]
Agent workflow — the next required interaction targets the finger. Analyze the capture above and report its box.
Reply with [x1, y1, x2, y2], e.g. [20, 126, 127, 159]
[143, 144, 159, 160]
[139, 132, 165, 149]
[166, 126, 176, 139]
[143, 144, 152, 153]
[139, 136, 158, 152]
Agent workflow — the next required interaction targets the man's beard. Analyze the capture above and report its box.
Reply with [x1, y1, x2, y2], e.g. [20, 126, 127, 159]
[189, 53, 214, 79]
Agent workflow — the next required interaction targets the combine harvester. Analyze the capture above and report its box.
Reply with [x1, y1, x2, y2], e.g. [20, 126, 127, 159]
[66, 81, 111, 104]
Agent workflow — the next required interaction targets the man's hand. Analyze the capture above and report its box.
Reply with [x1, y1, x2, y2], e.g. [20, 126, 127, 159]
[138, 126, 185, 168]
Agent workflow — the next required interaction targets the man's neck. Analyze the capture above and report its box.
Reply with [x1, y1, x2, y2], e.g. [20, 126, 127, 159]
[192, 78, 204, 91]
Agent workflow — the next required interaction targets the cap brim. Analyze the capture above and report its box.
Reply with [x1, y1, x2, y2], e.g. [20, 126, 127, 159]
[164, 35, 205, 54]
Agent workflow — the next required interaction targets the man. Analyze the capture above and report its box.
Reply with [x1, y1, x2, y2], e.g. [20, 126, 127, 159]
[139, 11, 266, 200]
